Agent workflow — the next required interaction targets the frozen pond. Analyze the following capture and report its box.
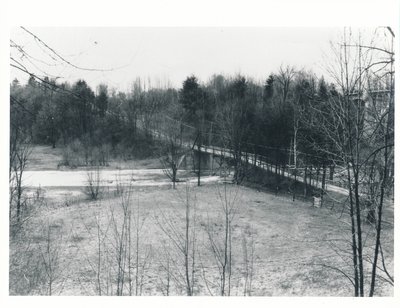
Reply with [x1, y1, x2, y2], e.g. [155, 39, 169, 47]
[22, 169, 221, 187]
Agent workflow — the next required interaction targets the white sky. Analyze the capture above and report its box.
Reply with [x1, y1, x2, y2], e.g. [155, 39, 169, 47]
[11, 27, 345, 91]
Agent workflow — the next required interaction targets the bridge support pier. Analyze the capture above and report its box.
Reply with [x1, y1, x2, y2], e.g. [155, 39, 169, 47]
[193, 150, 214, 174]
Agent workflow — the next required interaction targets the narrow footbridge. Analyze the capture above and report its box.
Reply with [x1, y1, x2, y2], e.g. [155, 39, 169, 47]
[141, 116, 348, 196]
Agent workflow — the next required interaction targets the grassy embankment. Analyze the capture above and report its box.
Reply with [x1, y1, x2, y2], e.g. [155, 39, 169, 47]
[9, 145, 394, 296]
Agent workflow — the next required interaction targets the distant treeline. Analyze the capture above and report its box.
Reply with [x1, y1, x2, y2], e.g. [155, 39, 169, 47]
[9, 68, 389, 169]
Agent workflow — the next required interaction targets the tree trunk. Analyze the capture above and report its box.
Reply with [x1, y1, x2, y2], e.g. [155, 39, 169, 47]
[197, 147, 201, 187]
[347, 165, 360, 296]
[329, 165, 334, 181]
[353, 168, 364, 296]
[303, 166, 308, 197]
[172, 166, 177, 189]
[321, 164, 326, 205]
[16, 167, 23, 223]
[293, 170, 297, 201]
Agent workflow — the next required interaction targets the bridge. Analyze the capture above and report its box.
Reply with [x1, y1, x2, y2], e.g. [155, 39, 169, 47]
[140, 114, 349, 197]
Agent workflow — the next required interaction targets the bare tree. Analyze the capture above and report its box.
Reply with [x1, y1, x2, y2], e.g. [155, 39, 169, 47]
[155, 184, 197, 295]
[160, 140, 186, 189]
[275, 65, 296, 105]
[205, 182, 239, 296]
[76, 211, 112, 296]
[85, 167, 103, 200]
[107, 184, 152, 296]
[9, 133, 31, 228]
[38, 221, 67, 295]
[241, 224, 256, 296]
[159, 116, 193, 189]
[363, 28, 395, 296]
[157, 243, 173, 295]
[309, 27, 394, 296]
[211, 76, 252, 184]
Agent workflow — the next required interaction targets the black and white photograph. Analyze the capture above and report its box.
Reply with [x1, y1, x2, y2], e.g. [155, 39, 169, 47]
[1, 0, 398, 304]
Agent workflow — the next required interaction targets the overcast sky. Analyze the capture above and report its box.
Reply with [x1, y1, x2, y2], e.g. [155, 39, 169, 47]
[11, 27, 349, 91]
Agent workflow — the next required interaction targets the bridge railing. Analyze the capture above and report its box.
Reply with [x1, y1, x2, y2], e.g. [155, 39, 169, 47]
[141, 114, 351, 192]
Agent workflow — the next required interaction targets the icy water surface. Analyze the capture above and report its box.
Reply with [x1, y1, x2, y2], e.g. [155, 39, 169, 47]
[22, 169, 221, 187]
